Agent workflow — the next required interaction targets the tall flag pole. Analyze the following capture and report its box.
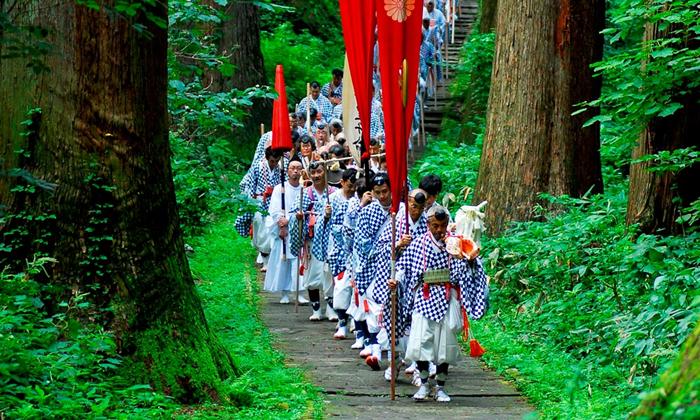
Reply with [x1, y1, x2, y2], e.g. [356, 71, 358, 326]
[339, 0, 377, 175]
[341, 54, 362, 165]
[271, 64, 293, 260]
[376, 0, 423, 401]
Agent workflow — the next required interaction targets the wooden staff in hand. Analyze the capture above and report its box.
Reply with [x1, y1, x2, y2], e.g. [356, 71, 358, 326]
[280, 159, 287, 261]
[295, 184, 304, 313]
[389, 211, 398, 400]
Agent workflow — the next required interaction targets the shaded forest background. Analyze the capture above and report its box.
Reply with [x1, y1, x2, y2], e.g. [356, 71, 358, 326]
[1, 0, 698, 418]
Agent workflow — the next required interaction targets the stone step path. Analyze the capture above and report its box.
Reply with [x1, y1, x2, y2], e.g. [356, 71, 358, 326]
[422, 0, 480, 136]
[261, 290, 533, 419]
[257, 2, 534, 418]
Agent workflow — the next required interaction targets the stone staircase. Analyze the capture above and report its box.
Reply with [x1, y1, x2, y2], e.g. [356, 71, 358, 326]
[422, 0, 479, 136]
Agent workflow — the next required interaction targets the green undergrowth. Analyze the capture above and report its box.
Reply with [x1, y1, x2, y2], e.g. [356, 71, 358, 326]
[186, 220, 323, 419]
[413, 137, 699, 417]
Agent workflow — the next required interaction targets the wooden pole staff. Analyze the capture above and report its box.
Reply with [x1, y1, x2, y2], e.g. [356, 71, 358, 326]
[295, 184, 304, 313]
[305, 83, 311, 132]
[280, 159, 287, 261]
[260, 123, 265, 136]
[389, 212, 398, 400]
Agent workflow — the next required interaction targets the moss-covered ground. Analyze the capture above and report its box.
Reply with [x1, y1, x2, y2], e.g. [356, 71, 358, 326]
[183, 219, 323, 418]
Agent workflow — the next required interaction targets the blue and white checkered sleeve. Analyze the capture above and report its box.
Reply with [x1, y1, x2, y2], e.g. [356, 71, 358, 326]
[356, 204, 385, 259]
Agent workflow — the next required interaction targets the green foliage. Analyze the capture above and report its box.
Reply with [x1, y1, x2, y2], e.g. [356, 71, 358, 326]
[75, 0, 168, 30]
[261, 22, 345, 105]
[259, 0, 342, 43]
[167, 0, 277, 238]
[585, 0, 700, 149]
[0, 257, 177, 418]
[632, 146, 700, 173]
[411, 138, 482, 205]
[447, 30, 495, 143]
[186, 220, 323, 418]
[0, 7, 51, 74]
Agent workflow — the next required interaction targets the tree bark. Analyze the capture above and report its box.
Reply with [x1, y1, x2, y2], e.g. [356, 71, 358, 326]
[0, 2, 236, 402]
[626, 19, 700, 234]
[479, 0, 498, 33]
[474, 0, 605, 235]
[207, 0, 271, 152]
[220, 1, 267, 90]
[630, 323, 700, 418]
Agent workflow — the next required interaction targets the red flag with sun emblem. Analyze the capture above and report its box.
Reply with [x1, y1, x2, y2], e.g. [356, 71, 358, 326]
[339, 0, 376, 163]
[376, 0, 423, 213]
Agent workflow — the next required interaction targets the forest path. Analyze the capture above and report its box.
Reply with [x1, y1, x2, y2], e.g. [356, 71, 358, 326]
[259, 2, 533, 418]
[260, 289, 532, 419]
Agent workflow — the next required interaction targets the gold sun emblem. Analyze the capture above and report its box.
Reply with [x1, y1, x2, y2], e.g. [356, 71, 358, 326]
[384, 0, 416, 22]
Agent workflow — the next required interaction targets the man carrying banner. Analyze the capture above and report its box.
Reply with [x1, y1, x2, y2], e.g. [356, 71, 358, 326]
[369, 188, 429, 380]
[389, 205, 489, 402]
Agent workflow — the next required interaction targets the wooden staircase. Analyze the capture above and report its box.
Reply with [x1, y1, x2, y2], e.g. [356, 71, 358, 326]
[422, 0, 479, 136]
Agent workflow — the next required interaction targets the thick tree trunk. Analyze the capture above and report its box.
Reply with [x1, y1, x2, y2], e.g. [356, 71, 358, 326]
[626, 20, 700, 234]
[221, 1, 267, 90]
[211, 0, 271, 153]
[479, 0, 498, 33]
[630, 323, 700, 418]
[0, 2, 236, 402]
[474, 0, 605, 235]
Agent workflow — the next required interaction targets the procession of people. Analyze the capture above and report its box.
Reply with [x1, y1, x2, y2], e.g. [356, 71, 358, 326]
[235, 1, 490, 403]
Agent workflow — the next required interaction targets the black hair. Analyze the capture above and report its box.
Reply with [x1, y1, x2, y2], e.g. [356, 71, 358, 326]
[413, 191, 427, 205]
[332, 68, 343, 78]
[355, 177, 371, 197]
[296, 111, 306, 121]
[419, 174, 443, 197]
[432, 207, 449, 221]
[308, 161, 325, 171]
[309, 108, 318, 119]
[369, 137, 380, 147]
[329, 144, 345, 157]
[291, 131, 300, 143]
[330, 120, 343, 132]
[265, 147, 284, 159]
[310, 81, 321, 89]
[300, 135, 316, 150]
[371, 172, 391, 189]
[342, 167, 358, 182]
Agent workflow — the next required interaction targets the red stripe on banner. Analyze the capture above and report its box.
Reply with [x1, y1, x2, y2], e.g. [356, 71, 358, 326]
[375, 0, 423, 213]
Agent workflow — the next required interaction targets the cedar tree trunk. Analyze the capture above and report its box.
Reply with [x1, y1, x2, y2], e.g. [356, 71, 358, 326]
[626, 18, 700, 234]
[205, 0, 271, 152]
[0, 2, 236, 402]
[474, 0, 605, 235]
[479, 0, 498, 33]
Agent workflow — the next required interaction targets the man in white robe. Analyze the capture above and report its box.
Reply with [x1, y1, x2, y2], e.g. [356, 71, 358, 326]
[264, 159, 308, 304]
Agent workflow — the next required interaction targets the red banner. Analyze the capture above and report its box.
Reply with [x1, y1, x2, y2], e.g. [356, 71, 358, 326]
[339, 0, 376, 160]
[376, 0, 423, 213]
[271, 64, 292, 152]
